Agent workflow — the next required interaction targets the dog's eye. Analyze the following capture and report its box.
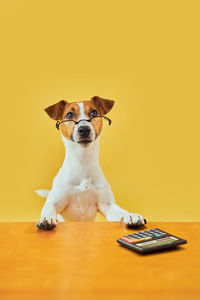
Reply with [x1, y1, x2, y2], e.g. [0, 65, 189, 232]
[65, 112, 74, 119]
[90, 110, 98, 117]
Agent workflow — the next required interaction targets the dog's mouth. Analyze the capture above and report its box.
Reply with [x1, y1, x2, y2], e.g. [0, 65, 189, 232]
[78, 140, 92, 145]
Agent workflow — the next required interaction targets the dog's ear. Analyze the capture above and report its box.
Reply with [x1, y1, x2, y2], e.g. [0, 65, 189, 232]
[91, 96, 115, 115]
[44, 100, 67, 120]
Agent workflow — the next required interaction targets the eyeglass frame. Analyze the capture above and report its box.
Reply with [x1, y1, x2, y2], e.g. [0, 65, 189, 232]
[55, 115, 112, 130]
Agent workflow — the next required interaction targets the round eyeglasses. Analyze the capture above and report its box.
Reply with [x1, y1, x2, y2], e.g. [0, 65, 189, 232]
[55, 115, 112, 130]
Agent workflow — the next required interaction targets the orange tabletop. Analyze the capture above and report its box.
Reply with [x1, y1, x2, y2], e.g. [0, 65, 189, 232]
[0, 222, 199, 300]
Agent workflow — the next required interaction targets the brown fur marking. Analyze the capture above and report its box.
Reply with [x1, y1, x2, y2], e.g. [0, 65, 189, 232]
[83, 101, 103, 138]
[44, 100, 67, 120]
[60, 102, 80, 140]
[91, 96, 115, 115]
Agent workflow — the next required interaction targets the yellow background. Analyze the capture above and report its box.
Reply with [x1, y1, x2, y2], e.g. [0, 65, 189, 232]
[0, 0, 199, 221]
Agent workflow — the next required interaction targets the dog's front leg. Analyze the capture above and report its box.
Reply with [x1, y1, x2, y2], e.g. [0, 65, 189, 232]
[97, 187, 145, 226]
[106, 203, 145, 226]
[37, 189, 68, 230]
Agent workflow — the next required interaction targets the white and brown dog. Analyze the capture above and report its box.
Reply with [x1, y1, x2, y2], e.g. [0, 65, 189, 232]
[36, 96, 146, 230]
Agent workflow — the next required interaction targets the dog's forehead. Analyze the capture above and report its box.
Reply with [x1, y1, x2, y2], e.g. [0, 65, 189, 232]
[79, 100, 97, 111]
[65, 100, 96, 112]
[62, 101, 98, 122]
[64, 102, 79, 111]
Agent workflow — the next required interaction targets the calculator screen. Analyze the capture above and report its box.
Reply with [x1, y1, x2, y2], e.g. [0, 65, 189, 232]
[136, 236, 178, 249]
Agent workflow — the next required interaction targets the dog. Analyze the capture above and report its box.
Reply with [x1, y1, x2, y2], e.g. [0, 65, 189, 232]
[36, 96, 146, 230]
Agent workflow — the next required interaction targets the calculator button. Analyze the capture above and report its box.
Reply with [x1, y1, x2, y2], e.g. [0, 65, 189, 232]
[132, 237, 152, 243]
[127, 236, 137, 240]
[155, 231, 165, 234]
[141, 237, 152, 241]
[121, 237, 135, 243]
[121, 237, 129, 240]
[130, 239, 139, 243]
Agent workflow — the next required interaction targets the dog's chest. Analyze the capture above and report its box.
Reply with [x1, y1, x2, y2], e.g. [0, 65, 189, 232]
[61, 178, 99, 221]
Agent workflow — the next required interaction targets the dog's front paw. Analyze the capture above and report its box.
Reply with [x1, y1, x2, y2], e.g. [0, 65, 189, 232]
[120, 213, 146, 228]
[36, 217, 58, 230]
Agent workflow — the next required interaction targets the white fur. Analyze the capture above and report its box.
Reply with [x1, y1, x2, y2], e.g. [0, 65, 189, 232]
[72, 102, 96, 142]
[79, 102, 86, 119]
[35, 189, 49, 198]
[37, 102, 145, 227]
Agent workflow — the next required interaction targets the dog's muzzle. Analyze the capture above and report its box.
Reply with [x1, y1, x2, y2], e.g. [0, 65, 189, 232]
[77, 125, 92, 144]
[78, 126, 91, 138]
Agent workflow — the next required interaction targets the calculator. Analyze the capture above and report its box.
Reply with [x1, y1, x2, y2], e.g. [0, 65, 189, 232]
[117, 228, 187, 254]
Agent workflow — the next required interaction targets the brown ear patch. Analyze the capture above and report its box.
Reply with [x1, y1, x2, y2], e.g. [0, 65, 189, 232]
[91, 96, 115, 115]
[44, 100, 67, 120]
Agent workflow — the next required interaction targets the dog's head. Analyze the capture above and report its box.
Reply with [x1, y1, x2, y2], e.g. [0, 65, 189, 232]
[44, 96, 114, 147]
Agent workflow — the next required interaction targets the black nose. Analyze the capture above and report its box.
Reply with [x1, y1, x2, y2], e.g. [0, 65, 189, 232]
[78, 126, 91, 137]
